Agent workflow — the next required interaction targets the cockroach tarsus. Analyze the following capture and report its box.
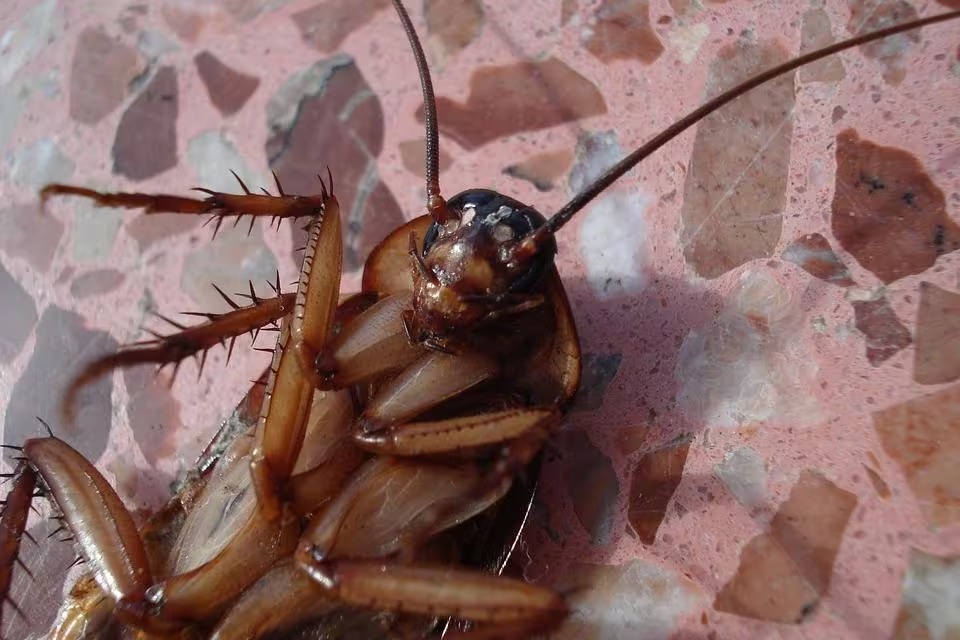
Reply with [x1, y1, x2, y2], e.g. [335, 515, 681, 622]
[2, 2, 958, 638]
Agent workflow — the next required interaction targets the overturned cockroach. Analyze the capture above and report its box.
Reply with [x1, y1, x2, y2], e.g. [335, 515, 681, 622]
[2, 1, 958, 637]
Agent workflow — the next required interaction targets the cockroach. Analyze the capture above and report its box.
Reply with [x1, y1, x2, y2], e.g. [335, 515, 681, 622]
[1, 1, 958, 638]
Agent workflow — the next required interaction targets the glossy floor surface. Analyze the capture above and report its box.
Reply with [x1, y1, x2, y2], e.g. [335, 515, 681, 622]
[1, 0, 959, 638]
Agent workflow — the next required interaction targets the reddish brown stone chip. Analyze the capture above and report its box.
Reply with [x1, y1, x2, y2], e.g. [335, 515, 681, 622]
[769, 472, 857, 593]
[161, 5, 205, 43]
[419, 57, 607, 150]
[582, 0, 663, 64]
[715, 534, 820, 623]
[425, 0, 484, 62]
[398, 138, 453, 179]
[913, 282, 960, 385]
[113, 66, 179, 181]
[560, 429, 620, 545]
[194, 51, 260, 117]
[627, 437, 691, 544]
[782, 233, 855, 286]
[293, 0, 389, 52]
[863, 464, 891, 499]
[680, 39, 793, 279]
[503, 149, 574, 192]
[69, 27, 143, 125]
[714, 470, 856, 623]
[852, 296, 912, 366]
[874, 383, 960, 527]
[266, 57, 403, 271]
[831, 129, 959, 284]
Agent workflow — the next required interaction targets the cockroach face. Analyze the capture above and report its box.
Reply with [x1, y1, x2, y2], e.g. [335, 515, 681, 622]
[408, 189, 557, 342]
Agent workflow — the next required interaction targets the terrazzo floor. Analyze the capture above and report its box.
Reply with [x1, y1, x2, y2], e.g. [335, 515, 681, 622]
[1, 0, 959, 638]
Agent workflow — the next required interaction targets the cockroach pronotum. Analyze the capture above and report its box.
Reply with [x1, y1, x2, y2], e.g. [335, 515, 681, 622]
[2, 1, 958, 637]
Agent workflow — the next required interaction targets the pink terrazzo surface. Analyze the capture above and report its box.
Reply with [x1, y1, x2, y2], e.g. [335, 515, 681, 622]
[1, 0, 959, 638]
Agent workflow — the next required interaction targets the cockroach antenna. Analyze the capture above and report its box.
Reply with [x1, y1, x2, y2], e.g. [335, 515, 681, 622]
[520, 9, 960, 251]
[391, 0, 457, 224]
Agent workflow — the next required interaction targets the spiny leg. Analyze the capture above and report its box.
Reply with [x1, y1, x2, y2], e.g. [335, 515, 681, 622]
[62, 281, 296, 424]
[0, 461, 36, 630]
[42, 170, 331, 237]
[8, 438, 176, 634]
[250, 189, 343, 521]
[209, 561, 338, 640]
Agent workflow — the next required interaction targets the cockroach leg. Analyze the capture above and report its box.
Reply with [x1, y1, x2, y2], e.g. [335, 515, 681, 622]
[313, 293, 426, 389]
[122, 426, 297, 629]
[250, 195, 342, 521]
[60, 290, 296, 424]
[41, 170, 329, 238]
[208, 560, 337, 640]
[0, 461, 35, 630]
[296, 458, 508, 563]
[120, 501, 299, 626]
[394, 425, 556, 562]
[298, 559, 567, 637]
[10, 438, 183, 634]
[287, 388, 364, 516]
[356, 349, 500, 433]
[354, 407, 560, 457]
[40, 184, 211, 215]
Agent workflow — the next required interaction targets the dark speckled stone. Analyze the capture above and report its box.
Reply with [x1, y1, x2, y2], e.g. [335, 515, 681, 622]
[3, 306, 117, 462]
[112, 66, 178, 180]
[194, 51, 260, 116]
[0, 260, 37, 363]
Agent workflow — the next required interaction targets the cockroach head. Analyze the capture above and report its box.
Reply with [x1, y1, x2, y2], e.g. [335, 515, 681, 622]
[407, 189, 556, 341]
[391, 0, 960, 345]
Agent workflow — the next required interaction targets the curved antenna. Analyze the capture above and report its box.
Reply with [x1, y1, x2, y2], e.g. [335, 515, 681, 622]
[391, 0, 455, 223]
[530, 9, 960, 243]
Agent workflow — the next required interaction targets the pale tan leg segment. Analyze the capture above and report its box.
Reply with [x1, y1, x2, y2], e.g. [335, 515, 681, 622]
[354, 406, 560, 456]
[210, 561, 336, 640]
[251, 198, 342, 520]
[313, 293, 426, 388]
[298, 559, 567, 636]
[357, 349, 500, 432]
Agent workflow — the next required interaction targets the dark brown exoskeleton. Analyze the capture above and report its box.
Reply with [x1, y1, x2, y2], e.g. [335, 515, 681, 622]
[2, 2, 958, 638]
